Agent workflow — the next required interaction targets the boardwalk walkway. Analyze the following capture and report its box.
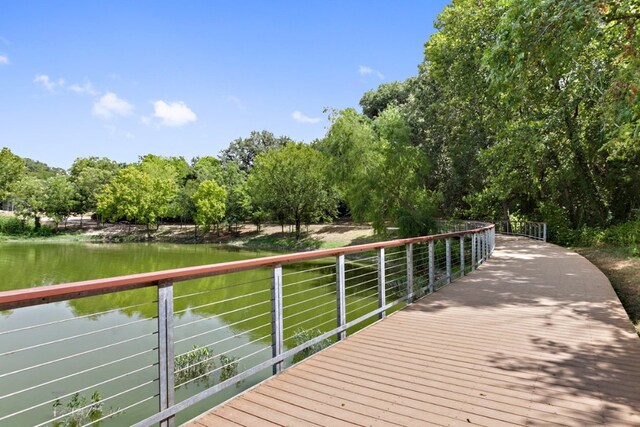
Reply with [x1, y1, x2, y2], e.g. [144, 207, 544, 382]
[189, 236, 640, 426]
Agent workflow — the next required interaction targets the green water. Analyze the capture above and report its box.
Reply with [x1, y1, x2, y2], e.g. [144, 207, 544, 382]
[0, 242, 393, 426]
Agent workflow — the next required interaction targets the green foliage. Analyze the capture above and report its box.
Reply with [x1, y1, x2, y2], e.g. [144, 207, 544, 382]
[220, 130, 293, 172]
[219, 354, 240, 383]
[192, 180, 227, 232]
[44, 175, 76, 226]
[247, 143, 336, 240]
[174, 345, 214, 387]
[96, 160, 178, 228]
[69, 157, 120, 220]
[360, 79, 414, 119]
[0, 147, 25, 201]
[321, 107, 437, 236]
[291, 328, 331, 363]
[11, 176, 46, 226]
[0, 216, 28, 234]
[52, 391, 103, 427]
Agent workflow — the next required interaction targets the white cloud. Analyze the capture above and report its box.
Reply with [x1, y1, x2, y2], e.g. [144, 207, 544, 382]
[0, 55, 8, 65]
[292, 110, 321, 124]
[150, 100, 197, 127]
[227, 95, 245, 110]
[358, 65, 384, 80]
[33, 74, 65, 92]
[69, 82, 100, 96]
[92, 92, 133, 119]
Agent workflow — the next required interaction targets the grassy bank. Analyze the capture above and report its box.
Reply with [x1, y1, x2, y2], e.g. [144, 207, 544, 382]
[0, 215, 379, 251]
[575, 246, 640, 335]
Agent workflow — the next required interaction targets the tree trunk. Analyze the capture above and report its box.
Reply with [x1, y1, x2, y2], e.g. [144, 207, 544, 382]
[295, 217, 301, 241]
[79, 215, 83, 228]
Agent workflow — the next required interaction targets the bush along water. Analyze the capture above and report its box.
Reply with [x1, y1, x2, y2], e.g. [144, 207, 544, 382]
[174, 345, 215, 388]
[174, 345, 243, 388]
[292, 328, 332, 364]
[52, 391, 106, 427]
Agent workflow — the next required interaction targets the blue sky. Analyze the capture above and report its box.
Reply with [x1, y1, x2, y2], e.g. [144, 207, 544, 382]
[0, 1, 449, 168]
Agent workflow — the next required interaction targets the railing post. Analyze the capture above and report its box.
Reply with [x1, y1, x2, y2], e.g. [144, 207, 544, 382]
[543, 223, 547, 242]
[471, 233, 476, 271]
[459, 235, 465, 277]
[484, 230, 489, 259]
[406, 244, 414, 304]
[445, 238, 452, 285]
[336, 255, 346, 341]
[271, 265, 283, 375]
[428, 241, 435, 293]
[157, 280, 175, 427]
[377, 248, 386, 320]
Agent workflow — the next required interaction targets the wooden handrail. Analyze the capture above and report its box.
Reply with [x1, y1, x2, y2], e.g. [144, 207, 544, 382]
[0, 224, 494, 310]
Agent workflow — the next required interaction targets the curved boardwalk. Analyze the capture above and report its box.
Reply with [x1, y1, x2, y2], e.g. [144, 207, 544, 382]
[190, 236, 640, 426]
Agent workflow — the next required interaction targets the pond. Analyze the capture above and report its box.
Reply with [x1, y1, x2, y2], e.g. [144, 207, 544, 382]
[0, 241, 392, 426]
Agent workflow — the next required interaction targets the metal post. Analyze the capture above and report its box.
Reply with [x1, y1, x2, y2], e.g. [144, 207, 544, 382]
[406, 244, 414, 304]
[459, 235, 465, 277]
[543, 223, 547, 242]
[484, 230, 489, 259]
[377, 248, 386, 320]
[428, 241, 434, 293]
[336, 255, 346, 341]
[445, 238, 452, 284]
[157, 280, 175, 427]
[471, 233, 476, 271]
[271, 265, 283, 375]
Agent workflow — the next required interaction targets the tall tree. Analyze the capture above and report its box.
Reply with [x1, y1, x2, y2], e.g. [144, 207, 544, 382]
[11, 176, 46, 230]
[321, 107, 437, 236]
[69, 157, 121, 226]
[0, 147, 25, 203]
[247, 143, 336, 240]
[192, 180, 227, 235]
[44, 175, 75, 227]
[96, 164, 177, 231]
[220, 130, 293, 172]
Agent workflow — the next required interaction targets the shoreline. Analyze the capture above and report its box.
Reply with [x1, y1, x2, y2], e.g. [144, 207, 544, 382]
[0, 220, 381, 251]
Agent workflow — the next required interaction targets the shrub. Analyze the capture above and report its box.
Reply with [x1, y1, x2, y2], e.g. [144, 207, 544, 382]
[174, 345, 214, 387]
[52, 391, 102, 427]
[291, 328, 331, 363]
[0, 216, 28, 234]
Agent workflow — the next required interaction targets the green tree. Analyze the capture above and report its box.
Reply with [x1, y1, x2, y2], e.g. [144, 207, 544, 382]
[220, 130, 293, 172]
[192, 180, 227, 235]
[360, 79, 414, 119]
[247, 143, 336, 240]
[69, 157, 120, 226]
[96, 164, 177, 232]
[321, 107, 437, 236]
[44, 175, 76, 227]
[0, 147, 25, 203]
[11, 176, 46, 230]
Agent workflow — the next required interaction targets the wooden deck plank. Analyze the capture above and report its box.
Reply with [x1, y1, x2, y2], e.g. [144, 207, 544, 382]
[187, 236, 640, 427]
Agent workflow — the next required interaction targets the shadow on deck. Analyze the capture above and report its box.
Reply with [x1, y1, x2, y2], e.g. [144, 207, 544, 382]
[189, 236, 640, 426]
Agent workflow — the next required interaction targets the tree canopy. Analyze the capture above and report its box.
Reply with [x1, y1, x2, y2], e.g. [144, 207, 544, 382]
[247, 143, 336, 240]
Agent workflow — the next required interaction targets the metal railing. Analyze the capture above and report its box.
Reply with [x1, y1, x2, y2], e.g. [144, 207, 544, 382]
[495, 220, 547, 241]
[0, 223, 495, 426]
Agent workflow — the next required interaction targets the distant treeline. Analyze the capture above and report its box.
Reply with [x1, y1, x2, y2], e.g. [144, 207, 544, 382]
[1, 0, 638, 243]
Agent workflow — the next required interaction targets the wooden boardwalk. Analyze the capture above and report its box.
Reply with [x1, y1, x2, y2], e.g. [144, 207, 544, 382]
[189, 237, 640, 426]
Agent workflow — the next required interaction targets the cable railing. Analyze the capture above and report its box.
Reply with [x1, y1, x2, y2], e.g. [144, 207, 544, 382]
[495, 220, 547, 241]
[0, 222, 496, 427]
